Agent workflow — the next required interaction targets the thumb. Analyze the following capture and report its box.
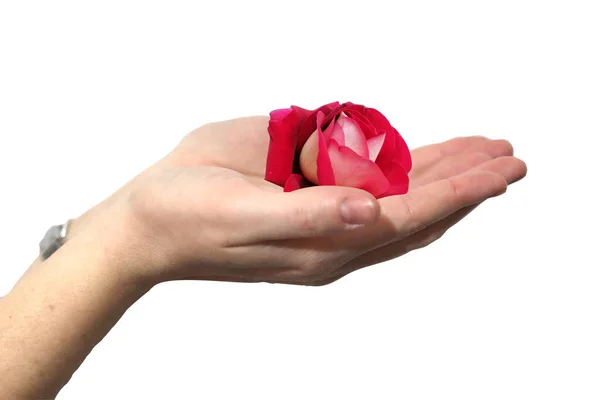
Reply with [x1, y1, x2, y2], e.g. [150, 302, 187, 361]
[243, 186, 381, 242]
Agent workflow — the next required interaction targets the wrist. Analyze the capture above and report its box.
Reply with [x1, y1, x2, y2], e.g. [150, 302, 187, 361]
[67, 190, 161, 288]
[2, 206, 153, 399]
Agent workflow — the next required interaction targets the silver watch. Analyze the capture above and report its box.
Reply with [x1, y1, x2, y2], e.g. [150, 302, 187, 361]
[39, 220, 71, 260]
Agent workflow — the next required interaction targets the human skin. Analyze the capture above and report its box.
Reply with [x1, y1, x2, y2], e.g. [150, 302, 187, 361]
[0, 116, 526, 398]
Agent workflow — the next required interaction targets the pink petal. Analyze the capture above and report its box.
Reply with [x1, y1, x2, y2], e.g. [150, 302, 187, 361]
[321, 112, 337, 139]
[327, 141, 390, 197]
[378, 160, 410, 197]
[330, 121, 346, 146]
[270, 108, 294, 120]
[367, 133, 386, 161]
[338, 103, 378, 138]
[337, 115, 369, 158]
[316, 112, 336, 185]
[284, 174, 311, 192]
[344, 111, 377, 139]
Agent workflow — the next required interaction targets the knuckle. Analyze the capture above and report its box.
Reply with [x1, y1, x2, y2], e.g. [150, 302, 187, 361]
[497, 139, 514, 156]
[471, 152, 493, 163]
[291, 206, 315, 232]
[399, 194, 419, 232]
[290, 204, 339, 235]
[447, 177, 461, 199]
[293, 252, 330, 280]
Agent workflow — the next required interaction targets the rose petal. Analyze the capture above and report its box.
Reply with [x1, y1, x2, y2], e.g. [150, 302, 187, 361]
[344, 111, 377, 138]
[338, 102, 365, 115]
[367, 133, 386, 161]
[363, 107, 394, 133]
[270, 108, 294, 120]
[284, 174, 311, 192]
[298, 130, 319, 183]
[337, 115, 369, 158]
[330, 121, 345, 146]
[316, 112, 336, 185]
[296, 102, 340, 150]
[327, 141, 390, 197]
[378, 160, 410, 197]
[321, 111, 337, 140]
[373, 122, 397, 164]
[394, 129, 412, 172]
[265, 111, 303, 187]
[363, 107, 412, 172]
[321, 102, 345, 127]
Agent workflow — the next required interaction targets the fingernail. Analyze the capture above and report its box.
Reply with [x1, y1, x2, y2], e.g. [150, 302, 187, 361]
[340, 198, 378, 225]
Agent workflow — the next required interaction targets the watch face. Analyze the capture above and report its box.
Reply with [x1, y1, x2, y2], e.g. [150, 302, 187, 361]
[39, 224, 65, 260]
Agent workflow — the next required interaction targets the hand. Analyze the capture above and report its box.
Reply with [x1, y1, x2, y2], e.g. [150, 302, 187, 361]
[76, 117, 526, 286]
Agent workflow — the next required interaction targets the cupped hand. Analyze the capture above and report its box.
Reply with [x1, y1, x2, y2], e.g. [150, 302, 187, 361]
[79, 117, 526, 286]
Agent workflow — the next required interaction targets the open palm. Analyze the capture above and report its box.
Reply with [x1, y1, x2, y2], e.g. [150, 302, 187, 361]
[153, 116, 526, 284]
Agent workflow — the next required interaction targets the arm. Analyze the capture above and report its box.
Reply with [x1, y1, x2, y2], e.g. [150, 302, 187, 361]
[0, 212, 150, 399]
[0, 117, 526, 398]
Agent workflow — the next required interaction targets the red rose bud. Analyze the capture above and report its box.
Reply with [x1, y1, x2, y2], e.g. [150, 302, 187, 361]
[265, 102, 412, 198]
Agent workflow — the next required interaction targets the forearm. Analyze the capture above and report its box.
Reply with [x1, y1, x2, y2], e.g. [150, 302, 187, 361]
[0, 219, 152, 399]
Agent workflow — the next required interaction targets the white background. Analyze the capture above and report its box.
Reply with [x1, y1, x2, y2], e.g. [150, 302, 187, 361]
[1, 1, 599, 399]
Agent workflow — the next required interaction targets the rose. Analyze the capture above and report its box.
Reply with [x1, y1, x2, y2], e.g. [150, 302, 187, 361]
[265, 101, 412, 198]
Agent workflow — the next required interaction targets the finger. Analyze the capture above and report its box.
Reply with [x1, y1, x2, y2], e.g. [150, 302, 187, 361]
[234, 186, 381, 243]
[410, 137, 514, 178]
[343, 157, 524, 255]
[293, 156, 526, 286]
[412, 140, 517, 187]
[412, 152, 494, 187]
[315, 204, 479, 285]
[376, 170, 507, 242]
[410, 136, 488, 174]
[354, 204, 478, 269]
[470, 156, 527, 185]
